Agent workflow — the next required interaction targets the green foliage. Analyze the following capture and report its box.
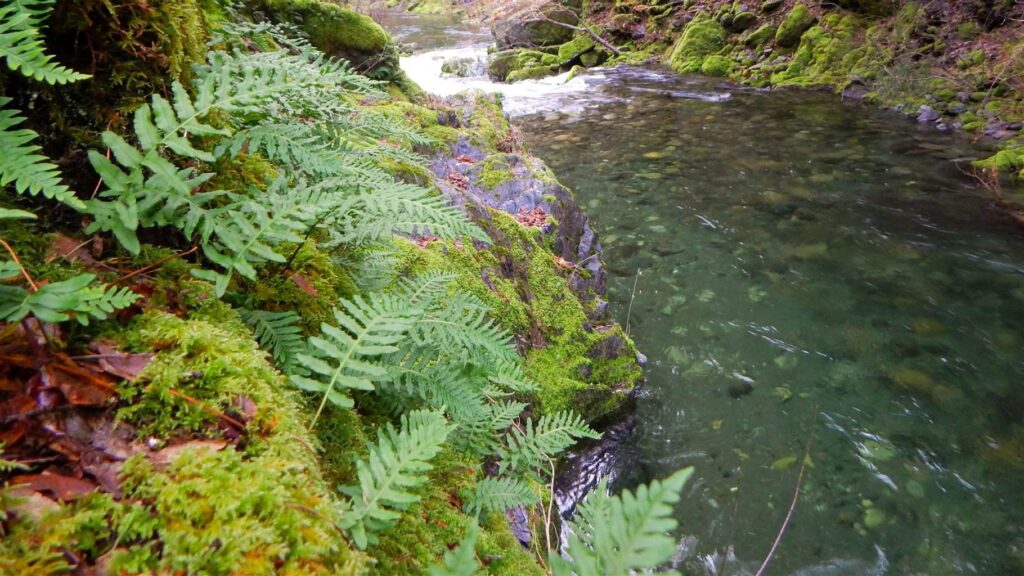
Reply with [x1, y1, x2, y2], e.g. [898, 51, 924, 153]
[0, 273, 139, 325]
[0, 98, 85, 210]
[0, 0, 90, 84]
[498, 411, 600, 477]
[240, 308, 307, 374]
[466, 476, 539, 516]
[338, 409, 453, 548]
[428, 522, 480, 576]
[291, 292, 419, 420]
[551, 468, 694, 576]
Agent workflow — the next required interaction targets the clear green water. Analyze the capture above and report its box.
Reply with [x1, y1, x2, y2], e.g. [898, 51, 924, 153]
[514, 71, 1024, 574]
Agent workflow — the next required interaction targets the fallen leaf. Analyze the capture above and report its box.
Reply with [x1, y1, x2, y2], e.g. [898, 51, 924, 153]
[771, 455, 798, 470]
[10, 472, 97, 500]
[3, 485, 60, 522]
[149, 440, 228, 468]
[289, 273, 319, 297]
[553, 256, 574, 270]
[46, 234, 98, 267]
[40, 363, 116, 407]
[92, 341, 152, 381]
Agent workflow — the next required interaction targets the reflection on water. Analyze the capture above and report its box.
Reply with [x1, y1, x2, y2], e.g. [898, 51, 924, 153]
[516, 71, 1024, 575]
[383, 12, 1024, 575]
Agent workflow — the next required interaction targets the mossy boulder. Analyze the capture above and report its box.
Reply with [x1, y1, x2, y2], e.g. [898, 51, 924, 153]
[833, 0, 899, 16]
[558, 36, 597, 61]
[668, 13, 727, 74]
[252, 0, 392, 69]
[487, 49, 560, 82]
[776, 3, 818, 48]
[701, 54, 733, 76]
[730, 11, 759, 33]
[745, 23, 777, 47]
[761, 0, 784, 13]
[493, 3, 578, 49]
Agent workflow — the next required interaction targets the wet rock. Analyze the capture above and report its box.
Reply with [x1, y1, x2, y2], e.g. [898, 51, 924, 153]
[635, 351, 648, 366]
[729, 12, 758, 33]
[727, 380, 754, 399]
[947, 103, 966, 115]
[492, 3, 577, 49]
[760, 0, 784, 13]
[917, 105, 940, 123]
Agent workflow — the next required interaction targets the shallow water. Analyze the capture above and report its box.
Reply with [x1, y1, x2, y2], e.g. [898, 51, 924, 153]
[387, 14, 1024, 575]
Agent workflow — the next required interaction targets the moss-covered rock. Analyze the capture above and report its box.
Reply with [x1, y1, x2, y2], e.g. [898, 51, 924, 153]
[745, 23, 777, 47]
[701, 54, 733, 76]
[492, 3, 578, 49]
[251, 0, 392, 68]
[775, 3, 818, 48]
[487, 49, 560, 82]
[667, 13, 727, 74]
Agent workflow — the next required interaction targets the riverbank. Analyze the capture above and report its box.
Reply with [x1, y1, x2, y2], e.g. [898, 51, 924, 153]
[0, 2, 651, 573]
[420, 0, 1024, 201]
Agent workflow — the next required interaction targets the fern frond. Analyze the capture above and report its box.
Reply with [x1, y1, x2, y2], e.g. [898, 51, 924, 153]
[0, 0, 90, 84]
[338, 409, 452, 548]
[552, 468, 694, 576]
[465, 476, 539, 516]
[291, 293, 420, 423]
[487, 361, 540, 394]
[428, 522, 480, 576]
[0, 274, 138, 325]
[192, 178, 328, 296]
[410, 292, 517, 366]
[498, 411, 600, 476]
[0, 98, 84, 210]
[219, 123, 387, 180]
[239, 309, 307, 374]
[330, 181, 487, 246]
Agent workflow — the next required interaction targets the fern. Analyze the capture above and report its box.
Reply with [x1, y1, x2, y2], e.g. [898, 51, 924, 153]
[498, 411, 600, 477]
[409, 292, 518, 367]
[428, 522, 480, 576]
[0, 274, 138, 325]
[291, 292, 420, 424]
[0, 98, 85, 211]
[192, 177, 328, 296]
[338, 409, 452, 548]
[239, 309, 307, 374]
[0, 0, 90, 84]
[552, 468, 694, 576]
[465, 476, 539, 516]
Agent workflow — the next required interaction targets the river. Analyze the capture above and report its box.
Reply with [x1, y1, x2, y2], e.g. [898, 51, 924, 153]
[382, 13, 1024, 575]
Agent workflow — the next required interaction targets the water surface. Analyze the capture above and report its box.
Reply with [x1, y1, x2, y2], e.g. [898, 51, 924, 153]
[388, 15, 1024, 575]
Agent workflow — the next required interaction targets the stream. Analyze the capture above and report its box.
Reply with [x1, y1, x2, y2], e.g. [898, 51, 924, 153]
[383, 13, 1024, 575]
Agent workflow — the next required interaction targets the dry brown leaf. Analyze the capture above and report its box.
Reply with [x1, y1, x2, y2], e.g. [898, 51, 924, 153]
[40, 364, 115, 407]
[3, 485, 61, 522]
[10, 472, 97, 500]
[92, 341, 152, 381]
[149, 440, 228, 468]
[289, 273, 319, 297]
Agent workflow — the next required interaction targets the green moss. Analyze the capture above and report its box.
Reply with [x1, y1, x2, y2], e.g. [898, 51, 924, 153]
[558, 36, 597, 61]
[775, 3, 818, 49]
[744, 23, 776, 47]
[488, 49, 560, 82]
[507, 65, 558, 82]
[771, 17, 860, 87]
[668, 13, 727, 74]
[254, 0, 389, 55]
[478, 154, 516, 189]
[974, 147, 1024, 178]
[701, 54, 733, 76]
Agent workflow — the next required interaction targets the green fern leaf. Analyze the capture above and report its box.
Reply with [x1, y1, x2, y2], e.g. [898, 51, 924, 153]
[498, 411, 600, 476]
[338, 409, 453, 548]
[552, 468, 693, 576]
[0, 98, 84, 210]
[0, 0, 90, 84]
[239, 309, 307, 374]
[428, 522, 480, 576]
[0, 273, 138, 325]
[466, 476, 539, 516]
[291, 293, 420, 424]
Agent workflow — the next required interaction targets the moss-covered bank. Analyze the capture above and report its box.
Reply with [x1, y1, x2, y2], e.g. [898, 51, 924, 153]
[0, 1, 642, 573]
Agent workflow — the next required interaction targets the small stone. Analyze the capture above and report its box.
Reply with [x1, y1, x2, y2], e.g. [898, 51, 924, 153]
[917, 105, 940, 123]
[636, 351, 648, 366]
[761, 0, 784, 13]
[727, 380, 754, 398]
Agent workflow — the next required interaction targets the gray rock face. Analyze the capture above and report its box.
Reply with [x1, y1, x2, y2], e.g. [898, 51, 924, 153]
[917, 105, 940, 123]
[491, 4, 578, 49]
[432, 138, 609, 306]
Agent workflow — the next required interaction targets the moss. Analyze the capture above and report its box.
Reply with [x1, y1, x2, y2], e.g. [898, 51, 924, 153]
[254, 0, 389, 55]
[744, 23, 776, 47]
[507, 65, 559, 82]
[667, 13, 727, 74]
[974, 147, 1024, 178]
[701, 54, 733, 77]
[558, 36, 597, 61]
[771, 17, 860, 87]
[478, 154, 516, 189]
[775, 3, 818, 48]
[488, 49, 560, 82]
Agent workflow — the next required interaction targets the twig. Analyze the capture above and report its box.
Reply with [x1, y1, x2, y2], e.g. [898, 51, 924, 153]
[164, 387, 247, 431]
[0, 238, 38, 291]
[567, 250, 602, 285]
[536, 14, 622, 57]
[753, 412, 818, 576]
[625, 269, 640, 336]
[109, 245, 198, 286]
[544, 459, 557, 556]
